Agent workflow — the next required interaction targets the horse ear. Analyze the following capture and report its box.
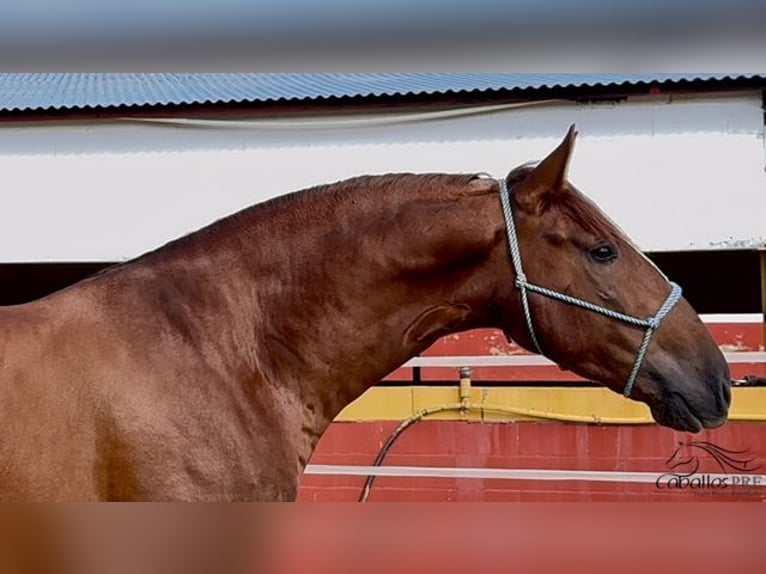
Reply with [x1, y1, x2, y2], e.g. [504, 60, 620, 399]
[512, 124, 577, 213]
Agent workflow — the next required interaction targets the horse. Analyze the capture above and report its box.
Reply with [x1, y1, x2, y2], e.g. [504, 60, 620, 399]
[0, 126, 730, 501]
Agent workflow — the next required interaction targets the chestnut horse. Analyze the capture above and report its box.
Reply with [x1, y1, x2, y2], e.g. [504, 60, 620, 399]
[0, 127, 730, 501]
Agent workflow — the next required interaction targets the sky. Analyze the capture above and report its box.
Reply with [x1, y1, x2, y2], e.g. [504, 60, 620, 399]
[1, 1, 764, 69]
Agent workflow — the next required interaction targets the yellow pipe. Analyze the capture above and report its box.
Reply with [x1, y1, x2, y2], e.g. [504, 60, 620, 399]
[403, 371, 766, 426]
[410, 402, 766, 424]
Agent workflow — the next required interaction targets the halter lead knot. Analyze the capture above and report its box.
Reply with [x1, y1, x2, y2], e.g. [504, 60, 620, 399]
[496, 178, 683, 398]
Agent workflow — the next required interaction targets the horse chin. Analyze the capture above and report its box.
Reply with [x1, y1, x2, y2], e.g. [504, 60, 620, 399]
[648, 393, 726, 433]
[650, 402, 703, 433]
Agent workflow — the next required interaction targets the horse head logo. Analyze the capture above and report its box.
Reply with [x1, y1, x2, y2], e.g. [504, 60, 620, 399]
[665, 441, 761, 477]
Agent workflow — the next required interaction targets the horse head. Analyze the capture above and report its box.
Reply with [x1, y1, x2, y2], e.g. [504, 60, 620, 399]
[486, 126, 730, 432]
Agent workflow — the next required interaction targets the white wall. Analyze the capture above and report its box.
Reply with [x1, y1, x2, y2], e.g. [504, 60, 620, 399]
[0, 92, 763, 262]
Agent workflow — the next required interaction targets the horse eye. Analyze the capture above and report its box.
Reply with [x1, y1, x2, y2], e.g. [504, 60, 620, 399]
[589, 244, 617, 263]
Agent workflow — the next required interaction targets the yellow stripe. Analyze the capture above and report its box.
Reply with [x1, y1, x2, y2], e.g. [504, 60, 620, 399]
[335, 386, 766, 423]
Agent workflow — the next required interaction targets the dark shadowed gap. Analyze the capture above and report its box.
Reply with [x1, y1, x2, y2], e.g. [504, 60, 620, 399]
[0, 262, 114, 306]
[647, 249, 761, 315]
[0, 250, 759, 312]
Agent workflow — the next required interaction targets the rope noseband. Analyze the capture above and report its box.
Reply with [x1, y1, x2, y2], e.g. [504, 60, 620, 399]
[496, 178, 683, 398]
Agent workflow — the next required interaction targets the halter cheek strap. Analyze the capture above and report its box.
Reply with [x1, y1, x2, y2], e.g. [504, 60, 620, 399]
[496, 178, 683, 398]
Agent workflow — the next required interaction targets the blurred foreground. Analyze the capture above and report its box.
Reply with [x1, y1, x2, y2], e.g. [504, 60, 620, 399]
[0, 504, 762, 574]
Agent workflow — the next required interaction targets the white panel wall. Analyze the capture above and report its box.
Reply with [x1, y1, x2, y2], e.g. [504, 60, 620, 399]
[0, 92, 763, 262]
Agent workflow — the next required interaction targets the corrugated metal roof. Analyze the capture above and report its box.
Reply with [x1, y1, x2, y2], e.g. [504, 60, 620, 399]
[0, 73, 763, 113]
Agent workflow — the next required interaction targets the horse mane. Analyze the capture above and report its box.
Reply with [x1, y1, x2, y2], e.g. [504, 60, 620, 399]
[94, 172, 480, 277]
[182, 172, 478, 244]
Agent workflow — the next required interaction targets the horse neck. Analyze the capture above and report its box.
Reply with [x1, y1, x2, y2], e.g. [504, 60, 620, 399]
[240, 175, 506, 426]
[97, 175, 506, 433]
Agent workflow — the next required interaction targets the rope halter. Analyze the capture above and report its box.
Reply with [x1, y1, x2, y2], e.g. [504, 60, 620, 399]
[496, 178, 683, 398]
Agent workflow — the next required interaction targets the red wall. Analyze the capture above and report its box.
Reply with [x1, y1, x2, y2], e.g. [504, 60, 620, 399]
[299, 421, 766, 502]
[301, 321, 764, 502]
